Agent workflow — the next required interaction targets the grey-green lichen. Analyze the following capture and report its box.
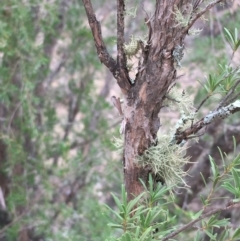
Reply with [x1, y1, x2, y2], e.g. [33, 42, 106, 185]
[164, 86, 196, 131]
[124, 35, 148, 59]
[112, 136, 124, 153]
[113, 132, 190, 189]
[173, 44, 184, 67]
[136, 134, 190, 188]
[173, 4, 192, 27]
[124, 36, 141, 58]
[204, 100, 240, 124]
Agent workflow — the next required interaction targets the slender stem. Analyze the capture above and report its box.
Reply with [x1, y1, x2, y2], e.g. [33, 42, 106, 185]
[195, 94, 211, 113]
[218, 79, 240, 108]
[185, 0, 225, 34]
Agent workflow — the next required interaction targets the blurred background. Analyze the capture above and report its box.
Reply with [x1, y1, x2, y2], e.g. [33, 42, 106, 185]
[0, 0, 239, 240]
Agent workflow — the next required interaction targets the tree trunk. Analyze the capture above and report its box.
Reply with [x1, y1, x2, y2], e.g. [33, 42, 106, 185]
[123, 0, 189, 199]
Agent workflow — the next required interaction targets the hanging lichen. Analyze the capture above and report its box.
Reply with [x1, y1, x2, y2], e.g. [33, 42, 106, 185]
[136, 134, 190, 189]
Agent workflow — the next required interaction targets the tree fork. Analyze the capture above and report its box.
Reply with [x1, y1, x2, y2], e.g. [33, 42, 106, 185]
[83, 0, 226, 200]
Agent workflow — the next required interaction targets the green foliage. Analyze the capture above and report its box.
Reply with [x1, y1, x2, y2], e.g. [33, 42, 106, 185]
[106, 147, 240, 241]
[0, 0, 119, 240]
[105, 177, 175, 241]
[1, 2, 240, 241]
[224, 27, 240, 53]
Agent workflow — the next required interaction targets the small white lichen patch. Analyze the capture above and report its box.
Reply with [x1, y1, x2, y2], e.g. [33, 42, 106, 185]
[173, 44, 184, 67]
[163, 87, 196, 131]
[188, 28, 202, 36]
[173, 4, 192, 27]
[165, 87, 194, 114]
[124, 36, 141, 58]
[124, 35, 147, 59]
[204, 100, 240, 124]
[112, 136, 124, 153]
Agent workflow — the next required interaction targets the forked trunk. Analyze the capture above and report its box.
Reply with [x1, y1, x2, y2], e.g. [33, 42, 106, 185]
[122, 0, 192, 199]
[83, 0, 223, 199]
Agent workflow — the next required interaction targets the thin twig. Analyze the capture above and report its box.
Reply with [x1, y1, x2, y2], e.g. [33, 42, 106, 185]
[218, 79, 240, 108]
[193, 0, 204, 11]
[195, 94, 211, 113]
[185, 0, 225, 34]
[225, 92, 240, 107]
[161, 201, 240, 241]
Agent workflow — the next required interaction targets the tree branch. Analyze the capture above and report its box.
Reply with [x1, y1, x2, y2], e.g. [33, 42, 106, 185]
[175, 100, 240, 144]
[82, 0, 131, 94]
[82, 0, 118, 75]
[162, 201, 240, 241]
[117, 0, 127, 68]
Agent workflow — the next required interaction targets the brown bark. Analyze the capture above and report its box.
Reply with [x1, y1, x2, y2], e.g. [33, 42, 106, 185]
[122, 0, 195, 199]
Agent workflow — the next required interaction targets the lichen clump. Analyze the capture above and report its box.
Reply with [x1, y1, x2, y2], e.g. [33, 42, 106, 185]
[137, 134, 190, 188]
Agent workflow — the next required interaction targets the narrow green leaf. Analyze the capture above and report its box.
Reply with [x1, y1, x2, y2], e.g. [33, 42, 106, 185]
[224, 27, 234, 49]
[204, 230, 217, 240]
[218, 229, 229, 241]
[235, 40, 240, 50]
[139, 178, 148, 190]
[139, 227, 152, 241]
[111, 193, 124, 212]
[134, 226, 140, 238]
[104, 204, 122, 220]
[234, 28, 238, 43]
[107, 223, 123, 229]
[222, 182, 236, 194]
[127, 192, 145, 214]
[200, 172, 207, 187]
[217, 147, 225, 168]
[233, 136, 237, 156]
[194, 231, 202, 241]
[232, 227, 240, 239]
[123, 232, 132, 241]
[209, 156, 217, 178]
[200, 195, 206, 205]
[196, 79, 205, 88]
[143, 209, 152, 227]
[232, 168, 240, 188]
[192, 210, 203, 219]
[150, 209, 164, 223]
[148, 174, 154, 193]
[122, 185, 127, 207]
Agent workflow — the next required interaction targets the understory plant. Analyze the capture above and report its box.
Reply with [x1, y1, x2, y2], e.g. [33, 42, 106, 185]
[106, 140, 240, 240]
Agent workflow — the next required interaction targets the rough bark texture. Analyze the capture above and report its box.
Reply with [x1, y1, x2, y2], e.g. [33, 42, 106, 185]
[122, 0, 192, 199]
